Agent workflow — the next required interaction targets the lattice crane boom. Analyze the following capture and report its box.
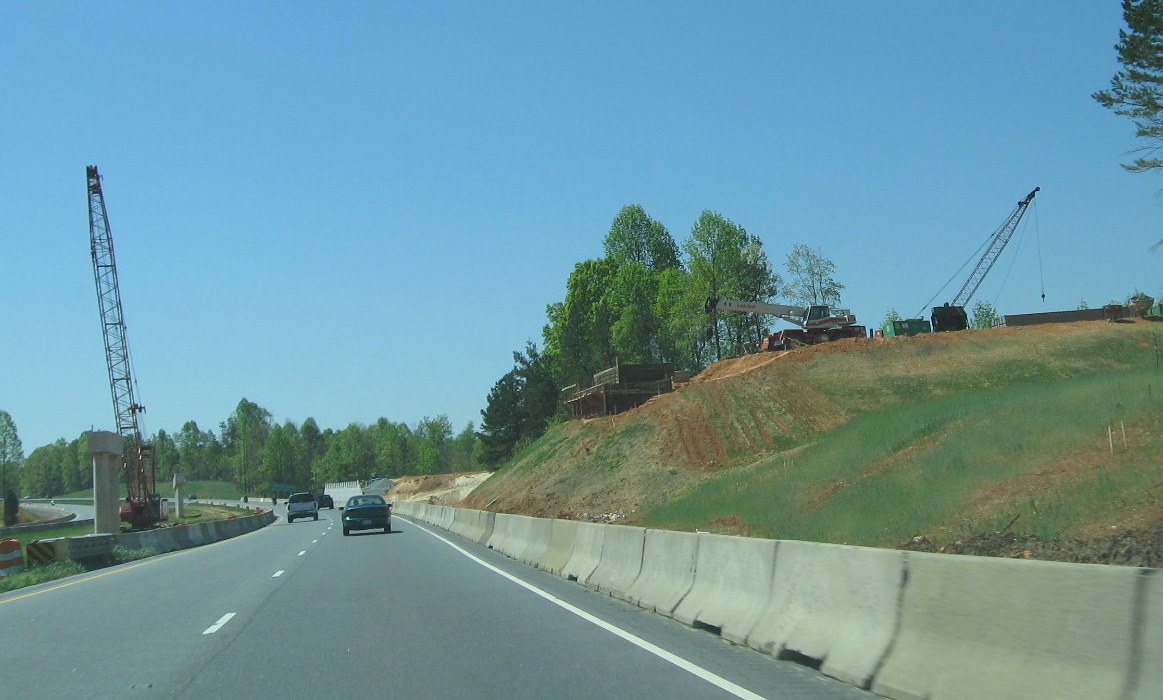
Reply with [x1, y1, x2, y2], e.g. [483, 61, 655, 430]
[87, 165, 159, 527]
[950, 187, 1039, 307]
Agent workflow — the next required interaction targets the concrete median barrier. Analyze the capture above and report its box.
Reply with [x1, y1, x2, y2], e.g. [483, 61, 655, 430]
[516, 517, 554, 568]
[624, 528, 699, 615]
[501, 514, 543, 562]
[379, 504, 1160, 700]
[586, 524, 646, 600]
[485, 514, 524, 557]
[473, 510, 496, 545]
[561, 521, 606, 586]
[450, 508, 478, 539]
[872, 551, 1145, 700]
[437, 505, 455, 530]
[538, 518, 579, 576]
[1135, 569, 1163, 699]
[671, 533, 778, 644]
[112, 510, 275, 554]
[746, 540, 905, 689]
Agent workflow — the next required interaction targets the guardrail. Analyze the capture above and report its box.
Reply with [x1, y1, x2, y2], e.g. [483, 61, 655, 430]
[391, 501, 1161, 700]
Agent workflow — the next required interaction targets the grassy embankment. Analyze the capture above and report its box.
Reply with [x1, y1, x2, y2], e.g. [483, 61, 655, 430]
[53, 479, 244, 502]
[647, 324, 1163, 546]
[473, 321, 1163, 548]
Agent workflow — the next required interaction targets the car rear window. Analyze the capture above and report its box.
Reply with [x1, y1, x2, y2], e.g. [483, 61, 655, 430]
[349, 496, 386, 506]
[289, 493, 315, 503]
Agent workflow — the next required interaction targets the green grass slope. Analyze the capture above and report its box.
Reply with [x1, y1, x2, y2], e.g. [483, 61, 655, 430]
[465, 321, 1163, 548]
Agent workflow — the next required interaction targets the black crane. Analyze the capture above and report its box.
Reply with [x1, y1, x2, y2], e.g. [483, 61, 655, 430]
[931, 187, 1040, 332]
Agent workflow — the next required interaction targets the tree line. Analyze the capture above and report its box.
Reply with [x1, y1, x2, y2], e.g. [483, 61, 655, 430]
[5, 401, 480, 501]
[477, 204, 845, 466]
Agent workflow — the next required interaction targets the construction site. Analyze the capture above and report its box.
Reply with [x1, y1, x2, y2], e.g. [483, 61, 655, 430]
[453, 315, 1163, 568]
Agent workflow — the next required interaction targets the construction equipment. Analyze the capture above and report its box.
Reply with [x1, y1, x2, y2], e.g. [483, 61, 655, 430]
[87, 165, 163, 528]
[929, 187, 1040, 332]
[705, 298, 867, 351]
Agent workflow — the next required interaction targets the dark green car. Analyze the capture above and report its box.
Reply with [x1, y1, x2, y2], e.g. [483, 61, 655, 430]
[342, 494, 392, 535]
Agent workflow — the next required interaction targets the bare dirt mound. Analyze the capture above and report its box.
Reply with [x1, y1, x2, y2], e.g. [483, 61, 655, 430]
[387, 471, 493, 505]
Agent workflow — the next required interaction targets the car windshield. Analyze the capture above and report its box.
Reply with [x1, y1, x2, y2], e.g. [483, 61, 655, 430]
[347, 496, 385, 507]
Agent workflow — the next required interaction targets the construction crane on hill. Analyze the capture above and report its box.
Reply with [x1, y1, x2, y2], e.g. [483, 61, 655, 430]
[87, 165, 162, 528]
[929, 187, 1040, 332]
[705, 298, 867, 351]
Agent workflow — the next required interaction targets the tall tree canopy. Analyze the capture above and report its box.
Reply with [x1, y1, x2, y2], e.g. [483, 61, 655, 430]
[477, 342, 560, 467]
[1094, 0, 1163, 172]
[603, 204, 681, 271]
[544, 258, 618, 386]
[784, 243, 844, 307]
[478, 369, 524, 466]
[221, 398, 272, 497]
[0, 410, 23, 525]
[685, 211, 780, 359]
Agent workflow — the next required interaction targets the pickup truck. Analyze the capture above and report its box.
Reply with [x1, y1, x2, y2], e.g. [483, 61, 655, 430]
[286, 492, 319, 522]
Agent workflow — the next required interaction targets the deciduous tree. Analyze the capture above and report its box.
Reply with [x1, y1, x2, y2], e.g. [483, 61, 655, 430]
[603, 204, 681, 272]
[685, 211, 779, 359]
[0, 410, 23, 525]
[971, 300, 998, 330]
[784, 243, 844, 306]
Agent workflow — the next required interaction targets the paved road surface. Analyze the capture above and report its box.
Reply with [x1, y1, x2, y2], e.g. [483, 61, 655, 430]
[0, 508, 872, 699]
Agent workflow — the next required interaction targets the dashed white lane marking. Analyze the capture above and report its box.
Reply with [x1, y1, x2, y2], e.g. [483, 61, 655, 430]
[405, 520, 766, 700]
[273, 570, 284, 578]
[297, 550, 306, 556]
[312, 539, 319, 544]
[202, 612, 236, 635]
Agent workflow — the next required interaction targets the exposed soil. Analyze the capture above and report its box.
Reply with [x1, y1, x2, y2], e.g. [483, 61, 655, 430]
[902, 517, 1163, 568]
[387, 472, 493, 505]
[450, 320, 1163, 567]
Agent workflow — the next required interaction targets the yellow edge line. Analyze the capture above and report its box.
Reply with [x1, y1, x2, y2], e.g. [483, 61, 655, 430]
[0, 519, 275, 606]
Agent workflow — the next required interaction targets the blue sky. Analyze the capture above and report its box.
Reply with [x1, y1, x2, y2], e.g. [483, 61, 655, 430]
[3, 2, 1160, 454]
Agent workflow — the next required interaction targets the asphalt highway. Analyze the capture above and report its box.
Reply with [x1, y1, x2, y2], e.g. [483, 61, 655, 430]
[0, 509, 872, 699]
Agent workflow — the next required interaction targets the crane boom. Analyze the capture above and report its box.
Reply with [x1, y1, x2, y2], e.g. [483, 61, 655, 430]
[930, 187, 1040, 333]
[951, 187, 1039, 307]
[87, 165, 160, 527]
[706, 298, 858, 330]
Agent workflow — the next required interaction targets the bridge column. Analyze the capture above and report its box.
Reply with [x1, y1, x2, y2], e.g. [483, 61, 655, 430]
[87, 431, 124, 534]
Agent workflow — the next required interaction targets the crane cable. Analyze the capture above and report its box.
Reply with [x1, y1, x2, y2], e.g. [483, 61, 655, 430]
[990, 199, 1044, 307]
[915, 225, 994, 319]
[1034, 200, 1046, 302]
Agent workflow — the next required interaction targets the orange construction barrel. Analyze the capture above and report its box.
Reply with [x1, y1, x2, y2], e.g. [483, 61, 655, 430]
[0, 538, 24, 577]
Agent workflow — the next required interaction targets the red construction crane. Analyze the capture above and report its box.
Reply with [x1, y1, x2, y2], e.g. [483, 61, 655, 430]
[87, 165, 162, 528]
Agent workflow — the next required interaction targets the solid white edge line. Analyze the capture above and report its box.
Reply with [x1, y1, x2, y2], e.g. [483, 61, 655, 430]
[202, 612, 236, 635]
[403, 519, 766, 700]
